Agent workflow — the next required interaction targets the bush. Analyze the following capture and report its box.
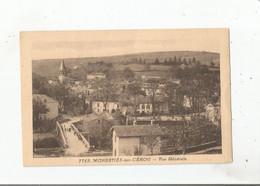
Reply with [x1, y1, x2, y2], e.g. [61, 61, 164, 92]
[33, 137, 60, 148]
[33, 120, 56, 133]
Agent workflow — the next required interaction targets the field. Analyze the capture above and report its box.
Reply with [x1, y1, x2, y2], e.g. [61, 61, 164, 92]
[114, 64, 170, 71]
[32, 51, 220, 80]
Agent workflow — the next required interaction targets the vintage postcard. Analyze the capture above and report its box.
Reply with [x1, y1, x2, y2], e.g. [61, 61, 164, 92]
[20, 29, 232, 166]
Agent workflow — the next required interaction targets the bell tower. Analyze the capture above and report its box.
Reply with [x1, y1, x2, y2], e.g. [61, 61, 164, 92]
[58, 60, 66, 84]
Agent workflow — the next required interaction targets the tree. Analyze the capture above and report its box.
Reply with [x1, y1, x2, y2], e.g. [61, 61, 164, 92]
[154, 58, 160, 65]
[33, 98, 49, 123]
[139, 57, 142, 64]
[134, 145, 144, 155]
[183, 58, 187, 65]
[163, 81, 178, 114]
[123, 67, 135, 79]
[141, 135, 160, 155]
[32, 73, 47, 92]
[188, 58, 192, 65]
[172, 56, 177, 65]
[177, 57, 182, 65]
[64, 94, 85, 116]
[125, 82, 146, 117]
[161, 115, 221, 154]
[163, 59, 168, 65]
[147, 78, 161, 118]
[91, 79, 118, 112]
[192, 57, 196, 64]
[168, 57, 172, 64]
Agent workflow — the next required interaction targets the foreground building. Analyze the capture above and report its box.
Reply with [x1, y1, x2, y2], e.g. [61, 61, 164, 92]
[111, 124, 164, 156]
[77, 112, 115, 148]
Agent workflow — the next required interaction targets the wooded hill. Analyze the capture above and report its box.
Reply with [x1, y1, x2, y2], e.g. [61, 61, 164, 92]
[32, 51, 220, 79]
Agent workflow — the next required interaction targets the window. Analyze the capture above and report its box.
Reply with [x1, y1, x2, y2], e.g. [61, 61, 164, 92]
[97, 102, 99, 107]
[146, 104, 150, 109]
[117, 104, 119, 109]
[98, 120, 100, 124]
[142, 104, 145, 109]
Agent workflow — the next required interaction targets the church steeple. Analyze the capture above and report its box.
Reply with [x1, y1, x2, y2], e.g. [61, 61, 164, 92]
[59, 60, 66, 75]
[58, 60, 67, 84]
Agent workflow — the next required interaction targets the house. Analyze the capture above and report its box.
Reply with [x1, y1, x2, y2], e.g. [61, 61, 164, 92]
[137, 103, 153, 115]
[33, 94, 59, 120]
[87, 72, 106, 80]
[81, 112, 114, 147]
[136, 95, 169, 115]
[205, 98, 221, 125]
[82, 112, 114, 133]
[92, 101, 121, 114]
[111, 124, 164, 156]
[136, 95, 152, 115]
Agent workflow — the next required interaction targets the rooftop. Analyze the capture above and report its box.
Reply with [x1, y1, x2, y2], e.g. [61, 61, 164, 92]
[83, 111, 114, 123]
[111, 124, 164, 137]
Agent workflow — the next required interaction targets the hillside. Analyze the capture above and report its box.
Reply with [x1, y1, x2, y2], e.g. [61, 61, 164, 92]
[32, 51, 220, 79]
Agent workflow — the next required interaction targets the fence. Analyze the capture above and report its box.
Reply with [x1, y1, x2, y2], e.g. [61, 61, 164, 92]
[56, 121, 68, 148]
[160, 140, 219, 155]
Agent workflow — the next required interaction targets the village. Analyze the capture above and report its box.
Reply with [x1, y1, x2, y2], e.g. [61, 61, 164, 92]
[32, 53, 221, 157]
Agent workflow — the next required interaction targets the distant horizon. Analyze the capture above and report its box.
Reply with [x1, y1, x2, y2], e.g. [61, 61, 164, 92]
[32, 50, 220, 61]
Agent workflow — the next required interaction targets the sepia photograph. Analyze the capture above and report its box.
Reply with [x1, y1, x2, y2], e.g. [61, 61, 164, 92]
[20, 29, 231, 166]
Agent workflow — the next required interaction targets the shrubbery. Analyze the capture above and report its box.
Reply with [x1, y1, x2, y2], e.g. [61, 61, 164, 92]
[33, 137, 60, 148]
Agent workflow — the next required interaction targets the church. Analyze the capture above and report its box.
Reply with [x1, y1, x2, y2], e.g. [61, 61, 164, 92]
[58, 60, 67, 84]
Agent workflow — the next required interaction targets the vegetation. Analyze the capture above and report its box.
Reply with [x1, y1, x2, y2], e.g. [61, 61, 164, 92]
[161, 115, 221, 154]
[33, 73, 86, 116]
[33, 98, 49, 124]
[33, 137, 60, 148]
[32, 51, 219, 79]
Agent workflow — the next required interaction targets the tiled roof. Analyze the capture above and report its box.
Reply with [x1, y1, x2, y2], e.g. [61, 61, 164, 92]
[111, 125, 164, 137]
[83, 113, 100, 123]
[83, 111, 114, 123]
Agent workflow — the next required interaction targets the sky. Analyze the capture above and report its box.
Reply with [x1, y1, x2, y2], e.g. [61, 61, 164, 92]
[30, 29, 221, 59]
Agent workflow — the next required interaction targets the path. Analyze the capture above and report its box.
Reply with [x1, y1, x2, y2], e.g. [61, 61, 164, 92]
[61, 117, 89, 156]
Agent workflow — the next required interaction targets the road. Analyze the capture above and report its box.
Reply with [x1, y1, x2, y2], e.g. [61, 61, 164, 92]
[61, 117, 89, 156]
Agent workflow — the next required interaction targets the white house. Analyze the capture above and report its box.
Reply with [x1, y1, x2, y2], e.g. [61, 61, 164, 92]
[111, 125, 164, 156]
[33, 94, 59, 120]
[137, 103, 153, 114]
[92, 101, 120, 114]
